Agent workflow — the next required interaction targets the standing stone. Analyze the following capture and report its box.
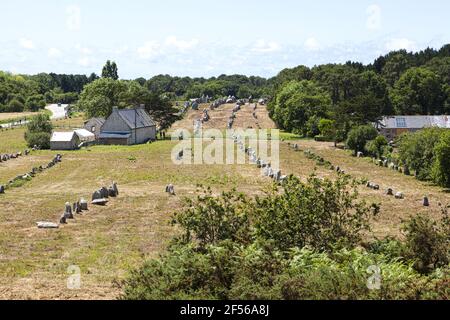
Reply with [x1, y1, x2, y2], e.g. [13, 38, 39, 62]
[386, 188, 394, 196]
[100, 187, 109, 198]
[112, 182, 119, 196]
[92, 190, 102, 201]
[80, 198, 88, 211]
[403, 166, 410, 176]
[60, 214, 67, 224]
[108, 186, 117, 197]
[166, 184, 175, 196]
[423, 196, 430, 207]
[73, 202, 82, 214]
[0, 185, 4, 194]
[65, 202, 74, 219]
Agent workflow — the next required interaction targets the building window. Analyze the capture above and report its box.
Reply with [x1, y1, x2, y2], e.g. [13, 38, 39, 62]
[396, 118, 407, 128]
[91, 126, 96, 132]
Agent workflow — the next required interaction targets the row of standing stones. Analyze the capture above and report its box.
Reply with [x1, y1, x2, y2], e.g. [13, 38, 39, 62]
[286, 142, 431, 207]
[233, 132, 287, 184]
[0, 144, 39, 164]
[0, 152, 61, 195]
[36, 182, 119, 229]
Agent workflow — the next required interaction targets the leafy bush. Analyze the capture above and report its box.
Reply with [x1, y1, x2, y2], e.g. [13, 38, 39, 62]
[119, 178, 449, 300]
[24, 132, 51, 149]
[397, 128, 442, 181]
[253, 175, 376, 252]
[346, 125, 378, 155]
[24, 113, 53, 149]
[402, 208, 449, 274]
[431, 131, 450, 188]
[6, 99, 24, 112]
[365, 135, 388, 159]
[171, 188, 252, 247]
[120, 241, 447, 300]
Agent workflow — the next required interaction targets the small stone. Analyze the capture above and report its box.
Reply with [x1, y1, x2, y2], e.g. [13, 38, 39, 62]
[92, 199, 108, 206]
[423, 197, 430, 207]
[0, 185, 4, 194]
[386, 188, 394, 196]
[37, 222, 59, 229]
[395, 192, 404, 199]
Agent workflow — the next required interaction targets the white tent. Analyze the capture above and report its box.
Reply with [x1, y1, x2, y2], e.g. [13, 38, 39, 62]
[74, 129, 96, 142]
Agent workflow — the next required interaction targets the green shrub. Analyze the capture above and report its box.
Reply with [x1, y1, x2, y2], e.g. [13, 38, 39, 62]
[24, 132, 51, 149]
[397, 128, 443, 181]
[171, 188, 252, 247]
[431, 131, 450, 188]
[365, 135, 388, 158]
[346, 125, 378, 155]
[402, 209, 449, 274]
[253, 175, 376, 252]
[24, 113, 53, 149]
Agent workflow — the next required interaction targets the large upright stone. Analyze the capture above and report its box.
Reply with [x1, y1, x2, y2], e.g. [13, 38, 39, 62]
[423, 196, 430, 207]
[65, 202, 74, 219]
[108, 186, 117, 197]
[112, 182, 119, 196]
[73, 201, 82, 214]
[92, 190, 102, 201]
[80, 198, 88, 211]
[100, 187, 109, 198]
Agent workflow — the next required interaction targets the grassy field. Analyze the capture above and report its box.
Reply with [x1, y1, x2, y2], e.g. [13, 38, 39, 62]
[0, 112, 39, 124]
[1, 104, 449, 299]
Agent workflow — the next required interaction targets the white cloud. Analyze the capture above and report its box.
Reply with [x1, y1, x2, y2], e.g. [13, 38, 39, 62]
[252, 39, 281, 53]
[75, 44, 92, 55]
[304, 37, 320, 51]
[66, 5, 81, 31]
[366, 4, 382, 30]
[165, 36, 199, 52]
[78, 57, 91, 67]
[137, 41, 161, 59]
[48, 47, 62, 58]
[385, 38, 416, 51]
[19, 38, 34, 49]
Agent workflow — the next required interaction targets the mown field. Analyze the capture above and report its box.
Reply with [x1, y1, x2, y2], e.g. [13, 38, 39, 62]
[0, 105, 449, 299]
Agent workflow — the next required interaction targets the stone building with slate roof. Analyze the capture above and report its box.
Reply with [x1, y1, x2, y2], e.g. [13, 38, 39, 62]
[377, 115, 450, 140]
[99, 106, 156, 145]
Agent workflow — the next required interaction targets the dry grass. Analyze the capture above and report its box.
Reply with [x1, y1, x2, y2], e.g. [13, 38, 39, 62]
[0, 112, 38, 122]
[1, 105, 449, 299]
[278, 140, 450, 238]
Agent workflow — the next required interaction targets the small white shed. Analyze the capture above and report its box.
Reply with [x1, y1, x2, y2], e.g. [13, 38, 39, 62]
[74, 129, 96, 143]
[50, 131, 80, 150]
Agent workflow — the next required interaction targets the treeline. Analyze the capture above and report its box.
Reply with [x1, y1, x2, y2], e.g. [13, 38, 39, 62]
[77, 78, 179, 130]
[142, 74, 270, 100]
[0, 71, 98, 113]
[268, 44, 450, 140]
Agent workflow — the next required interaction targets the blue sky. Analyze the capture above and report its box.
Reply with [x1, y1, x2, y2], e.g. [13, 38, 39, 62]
[0, 0, 449, 79]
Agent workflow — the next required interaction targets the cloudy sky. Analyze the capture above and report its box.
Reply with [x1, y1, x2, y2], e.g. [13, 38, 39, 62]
[0, 0, 449, 79]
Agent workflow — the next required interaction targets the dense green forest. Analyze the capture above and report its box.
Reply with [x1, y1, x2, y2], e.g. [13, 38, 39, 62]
[1, 45, 449, 132]
[268, 44, 450, 139]
[0, 71, 98, 112]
